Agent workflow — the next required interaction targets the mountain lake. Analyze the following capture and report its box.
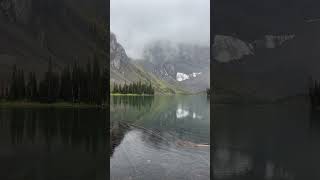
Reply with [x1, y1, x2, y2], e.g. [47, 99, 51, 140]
[110, 95, 210, 180]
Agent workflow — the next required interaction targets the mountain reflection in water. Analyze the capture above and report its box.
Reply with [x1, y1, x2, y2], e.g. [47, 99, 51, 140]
[213, 99, 320, 180]
[110, 95, 210, 180]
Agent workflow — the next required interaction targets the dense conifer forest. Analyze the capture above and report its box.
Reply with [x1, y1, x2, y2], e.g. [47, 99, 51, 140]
[0, 57, 109, 105]
[112, 81, 155, 95]
[309, 78, 320, 109]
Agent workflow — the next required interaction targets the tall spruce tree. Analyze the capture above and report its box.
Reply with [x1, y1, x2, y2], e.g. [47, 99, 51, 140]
[60, 66, 72, 101]
[86, 60, 93, 103]
[26, 72, 38, 100]
[72, 61, 80, 102]
[101, 67, 109, 102]
[9, 65, 18, 100]
[92, 55, 101, 104]
[18, 69, 25, 99]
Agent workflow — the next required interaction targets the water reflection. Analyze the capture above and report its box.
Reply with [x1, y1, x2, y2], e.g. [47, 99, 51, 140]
[111, 96, 154, 110]
[110, 95, 210, 180]
[176, 104, 203, 120]
[212, 100, 320, 180]
[2, 108, 106, 152]
[0, 108, 106, 179]
[176, 104, 190, 119]
[213, 147, 295, 180]
[110, 120, 130, 157]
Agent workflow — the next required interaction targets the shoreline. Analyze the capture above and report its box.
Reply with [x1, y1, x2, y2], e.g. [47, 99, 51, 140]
[0, 101, 106, 109]
[110, 93, 205, 96]
[110, 93, 154, 96]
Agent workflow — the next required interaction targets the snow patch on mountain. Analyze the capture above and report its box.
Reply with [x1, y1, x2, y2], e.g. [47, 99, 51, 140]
[177, 72, 189, 81]
[176, 72, 202, 82]
[192, 72, 202, 77]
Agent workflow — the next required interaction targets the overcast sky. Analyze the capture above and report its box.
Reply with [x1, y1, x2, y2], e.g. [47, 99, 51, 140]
[111, 0, 210, 59]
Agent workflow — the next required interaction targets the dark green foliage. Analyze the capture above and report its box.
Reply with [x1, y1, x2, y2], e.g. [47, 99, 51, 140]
[206, 88, 211, 96]
[6, 56, 108, 105]
[26, 72, 38, 101]
[86, 60, 93, 103]
[309, 77, 320, 109]
[38, 59, 60, 103]
[92, 56, 102, 104]
[9, 65, 18, 100]
[101, 67, 109, 103]
[112, 80, 155, 95]
[0, 81, 6, 99]
[71, 61, 80, 102]
[9, 65, 27, 100]
[60, 66, 72, 101]
[17, 69, 25, 99]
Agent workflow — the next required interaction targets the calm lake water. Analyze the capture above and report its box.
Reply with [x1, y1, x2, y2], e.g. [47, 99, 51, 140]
[213, 98, 320, 180]
[0, 107, 106, 180]
[110, 95, 210, 180]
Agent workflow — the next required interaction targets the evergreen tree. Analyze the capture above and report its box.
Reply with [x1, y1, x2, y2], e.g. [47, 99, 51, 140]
[0, 81, 4, 100]
[72, 61, 80, 102]
[112, 81, 155, 95]
[113, 82, 117, 93]
[101, 67, 109, 102]
[76, 67, 87, 103]
[92, 56, 101, 104]
[86, 60, 93, 103]
[9, 65, 18, 100]
[47, 58, 53, 102]
[26, 72, 38, 101]
[60, 66, 72, 101]
[39, 59, 60, 103]
[18, 69, 25, 99]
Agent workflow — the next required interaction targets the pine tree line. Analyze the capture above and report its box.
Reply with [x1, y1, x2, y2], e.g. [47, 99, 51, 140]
[0, 57, 109, 105]
[112, 81, 155, 95]
[309, 78, 320, 108]
[206, 88, 211, 97]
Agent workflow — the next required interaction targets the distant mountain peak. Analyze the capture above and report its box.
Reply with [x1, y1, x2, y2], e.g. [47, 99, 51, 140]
[213, 35, 254, 63]
[213, 34, 295, 63]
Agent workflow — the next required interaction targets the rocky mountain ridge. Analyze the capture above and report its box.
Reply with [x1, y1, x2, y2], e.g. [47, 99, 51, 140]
[0, 0, 107, 82]
[110, 33, 186, 94]
[139, 40, 210, 93]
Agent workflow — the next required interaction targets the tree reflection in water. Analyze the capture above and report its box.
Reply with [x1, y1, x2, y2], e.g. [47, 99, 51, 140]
[0, 107, 107, 179]
[4, 108, 106, 153]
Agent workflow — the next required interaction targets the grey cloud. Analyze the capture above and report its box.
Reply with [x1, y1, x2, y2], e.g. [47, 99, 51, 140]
[111, 0, 210, 59]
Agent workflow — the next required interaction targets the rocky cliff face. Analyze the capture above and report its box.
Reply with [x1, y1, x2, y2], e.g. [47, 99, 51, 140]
[213, 21, 320, 101]
[0, 0, 32, 23]
[140, 41, 210, 93]
[110, 32, 129, 71]
[212, 0, 320, 101]
[109, 33, 187, 94]
[213, 35, 254, 63]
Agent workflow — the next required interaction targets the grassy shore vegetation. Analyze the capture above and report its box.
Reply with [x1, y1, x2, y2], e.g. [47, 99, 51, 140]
[111, 93, 154, 96]
[0, 56, 109, 107]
